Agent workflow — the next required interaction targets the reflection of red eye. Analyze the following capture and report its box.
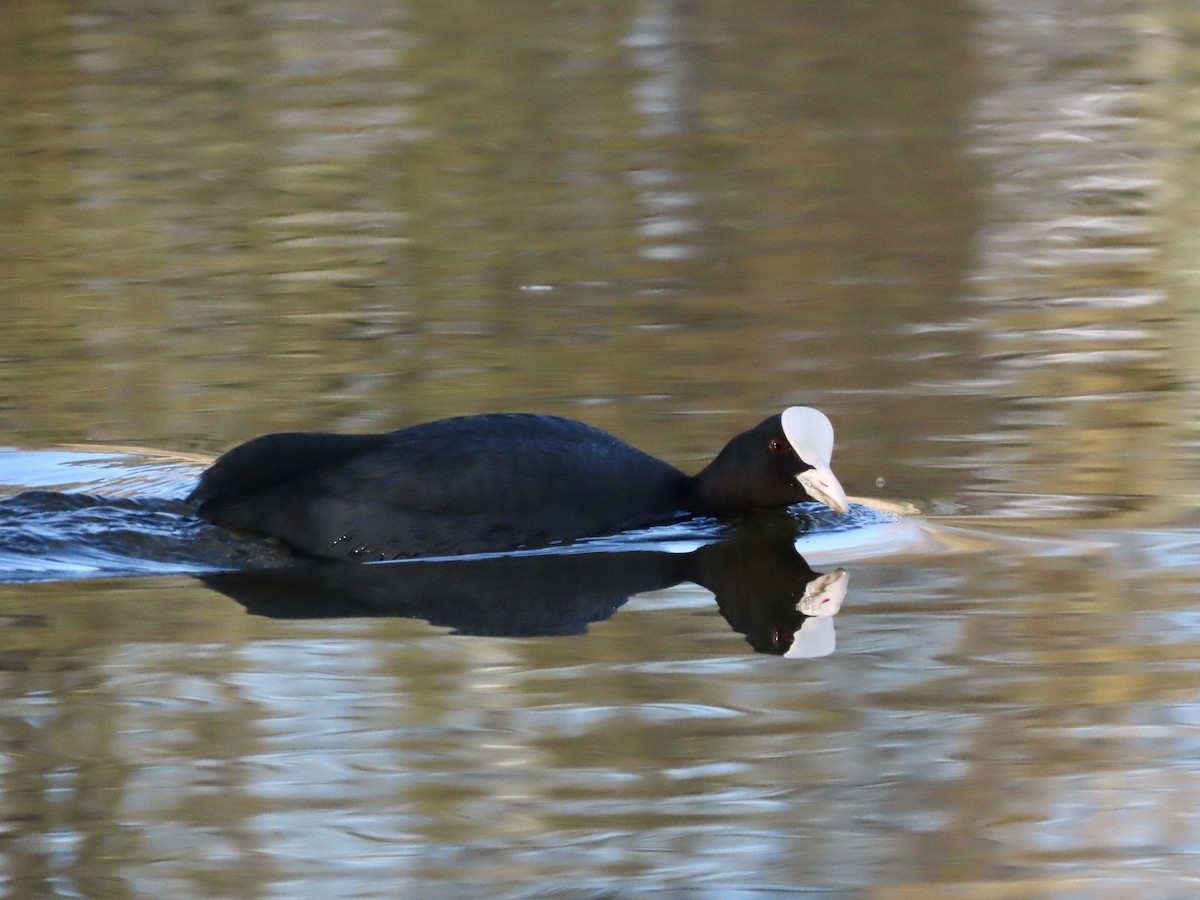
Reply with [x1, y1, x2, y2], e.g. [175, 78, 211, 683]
[768, 438, 788, 454]
[771, 627, 791, 651]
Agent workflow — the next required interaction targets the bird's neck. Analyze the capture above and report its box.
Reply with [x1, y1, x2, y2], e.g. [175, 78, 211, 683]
[682, 462, 746, 515]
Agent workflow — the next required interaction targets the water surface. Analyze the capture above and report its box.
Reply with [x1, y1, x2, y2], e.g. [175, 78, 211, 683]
[2, 0, 1200, 896]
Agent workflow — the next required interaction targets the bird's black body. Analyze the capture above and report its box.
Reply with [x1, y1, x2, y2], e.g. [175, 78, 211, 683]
[189, 410, 841, 561]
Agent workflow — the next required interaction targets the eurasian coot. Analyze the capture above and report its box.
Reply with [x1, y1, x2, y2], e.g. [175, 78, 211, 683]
[188, 406, 849, 561]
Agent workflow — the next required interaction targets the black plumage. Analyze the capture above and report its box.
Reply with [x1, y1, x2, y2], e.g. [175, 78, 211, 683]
[189, 409, 848, 561]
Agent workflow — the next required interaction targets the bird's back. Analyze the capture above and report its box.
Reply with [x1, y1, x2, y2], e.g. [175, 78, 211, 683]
[190, 414, 688, 560]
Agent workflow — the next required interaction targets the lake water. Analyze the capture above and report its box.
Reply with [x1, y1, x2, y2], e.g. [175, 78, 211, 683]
[3, 1, 1200, 895]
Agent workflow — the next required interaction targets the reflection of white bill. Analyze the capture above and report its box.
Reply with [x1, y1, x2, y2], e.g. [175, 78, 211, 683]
[798, 568, 848, 617]
[785, 568, 848, 659]
[784, 615, 836, 659]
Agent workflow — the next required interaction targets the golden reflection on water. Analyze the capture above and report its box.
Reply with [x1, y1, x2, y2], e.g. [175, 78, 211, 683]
[0, 0, 1200, 895]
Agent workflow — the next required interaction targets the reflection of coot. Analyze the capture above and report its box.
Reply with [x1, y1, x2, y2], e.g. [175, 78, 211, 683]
[200, 535, 849, 657]
[188, 408, 849, 561]
[691, 537, 846, 657]
[202, 550, 691, 637]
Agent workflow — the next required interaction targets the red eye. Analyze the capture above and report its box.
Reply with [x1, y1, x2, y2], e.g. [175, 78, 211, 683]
[768, 438, 788, 454]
